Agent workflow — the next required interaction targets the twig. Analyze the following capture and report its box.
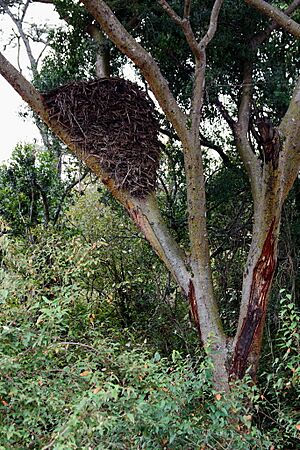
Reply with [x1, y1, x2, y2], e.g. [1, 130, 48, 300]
[51, 341, 100, 353]
[157, 0, 201, 58]
[215, 97, 236, 130]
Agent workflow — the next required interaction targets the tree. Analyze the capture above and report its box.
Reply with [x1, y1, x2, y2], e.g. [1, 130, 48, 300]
[0, 0, 299, 391]
[0, 142, 90, 237]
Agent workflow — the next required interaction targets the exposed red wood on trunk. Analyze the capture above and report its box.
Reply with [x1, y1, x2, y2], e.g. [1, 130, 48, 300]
[128, 206, 144, 230]
[188, 279, 202, 338]
[127, 205, 157, 249]
[127, 206, 153, 246]
[230, 219, 276, 379]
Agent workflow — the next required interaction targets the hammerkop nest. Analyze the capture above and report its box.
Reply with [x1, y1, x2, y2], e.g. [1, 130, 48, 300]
[43, 78, 160, 197]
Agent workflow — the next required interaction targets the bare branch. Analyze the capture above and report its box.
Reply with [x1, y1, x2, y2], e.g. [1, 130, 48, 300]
[215, 97, 236, 130]
[157, 0, 201, 58]
[245, 0, 300, 39]
[21, 0, 30, 22]
[190, 56, 206, 131]
[284, 0, 300, 16]
[199, 132, 232, 167]
[16, 34, 22, 73]
[199, 0, 224, 48]
[190, 0, 224, 133]
[86, 24, 110, 78]
[36, 43, 48, 66]
[157, 0, 223, 132]
[0, 0, 38, 76]
[159, 125, 232, 167]
[280, 76, 300, 198]
[157, 0, 182, 25]
[133, 195, 190, 294]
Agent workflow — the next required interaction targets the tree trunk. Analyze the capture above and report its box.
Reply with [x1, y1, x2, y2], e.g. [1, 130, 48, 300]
[230, 124, 285, 380]
[230, 214, 280, 379]
[87, 25, 110, 78]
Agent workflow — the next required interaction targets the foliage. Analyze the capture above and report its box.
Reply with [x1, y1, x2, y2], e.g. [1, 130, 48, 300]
[0, 252, 271, 449]
[0, 144, 64, 236]
[258, 290, 300, 449]
[0, 193, 299, 448]
[35, 27, 97, 91]
[0, 144, 89, 237]
[0, 185, 195, 352]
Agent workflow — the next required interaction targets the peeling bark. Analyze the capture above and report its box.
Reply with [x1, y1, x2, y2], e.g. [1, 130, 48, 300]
[257, 118, 282, 169]
[230, 219, 276, 379]
[188, 279, 202, 338]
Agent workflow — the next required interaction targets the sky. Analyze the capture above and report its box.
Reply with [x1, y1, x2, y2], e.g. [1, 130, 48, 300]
[0, 3, 61, 163]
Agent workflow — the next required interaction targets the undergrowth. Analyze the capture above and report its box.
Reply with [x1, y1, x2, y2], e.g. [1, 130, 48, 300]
[0, 232, 299, 449]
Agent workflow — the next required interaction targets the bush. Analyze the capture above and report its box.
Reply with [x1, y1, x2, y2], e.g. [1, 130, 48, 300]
[0, 207, 299, 449]
[0, 334, 270, 449]
[0, 233, 270, 449]
[257, 290, 300, 449]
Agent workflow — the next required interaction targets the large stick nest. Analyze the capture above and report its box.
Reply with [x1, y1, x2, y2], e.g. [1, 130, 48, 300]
[43, 78, 160, 197]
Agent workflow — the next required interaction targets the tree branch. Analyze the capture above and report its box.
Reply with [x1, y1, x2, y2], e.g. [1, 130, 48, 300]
[251, 0, 300, 48]
[132, 195, 190, 294]
[199, 132, 232, 167]
[157, 0, 182, 25]
[215, 97, 236, 131]
[280, 76, 300, 198]
[0, 0, 38, 77]
[184, 0, 192, 19]
[35, 181, 50, 226]
[53, 169, 89, 225]
[245, 0, 300, 39]
[157, 0, 201, 58]
[157, 0, 224, 132]
[86, 24, 110, 78]
[199, 0, 224, 48]
[21, 0, 30, 22]
[191, 0, 224, 133]
[234, 62, 262, 205]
